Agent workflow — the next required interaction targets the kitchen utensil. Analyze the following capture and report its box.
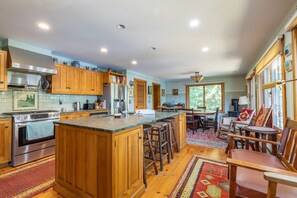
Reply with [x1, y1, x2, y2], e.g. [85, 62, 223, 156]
[73, 102, 81, 111]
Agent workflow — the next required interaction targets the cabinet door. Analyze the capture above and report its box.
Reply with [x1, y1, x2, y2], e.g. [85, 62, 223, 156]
[113, 127, 143, 197]
[95, 72, 103, 95]
[0, 51, 7, 91]
[0, 119, 11, 164]
[52, 64, 68, 93]
[179, 113, 187, 150]
[60, 114, 77, 120]
[82, 70, 94, 94]
[67, 67, 82, 94]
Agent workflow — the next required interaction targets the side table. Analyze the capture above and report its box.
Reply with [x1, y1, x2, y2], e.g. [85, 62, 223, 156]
[243, 126, 280, 155]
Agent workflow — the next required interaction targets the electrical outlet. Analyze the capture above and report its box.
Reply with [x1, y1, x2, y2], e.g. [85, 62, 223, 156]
[59, 100, 63, 105]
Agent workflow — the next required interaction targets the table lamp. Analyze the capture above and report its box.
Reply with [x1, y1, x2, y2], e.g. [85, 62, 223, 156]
[239, 96, 249, 107]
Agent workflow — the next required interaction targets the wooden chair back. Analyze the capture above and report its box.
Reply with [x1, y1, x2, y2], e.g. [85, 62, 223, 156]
[278, 119, 297, 172]
[183, 108, 195, 119]
[254, 105, 273, 127]
[197, 106, 206, 110]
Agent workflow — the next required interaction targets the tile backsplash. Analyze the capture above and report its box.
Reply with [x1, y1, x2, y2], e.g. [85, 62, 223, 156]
[0, 89, 98, 113]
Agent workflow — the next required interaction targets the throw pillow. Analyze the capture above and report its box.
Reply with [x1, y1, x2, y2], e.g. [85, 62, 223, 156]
[237, 108, 253, 121]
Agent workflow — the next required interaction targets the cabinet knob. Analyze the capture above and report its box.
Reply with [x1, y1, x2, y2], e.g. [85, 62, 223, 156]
[139, 136, 142, 140]
[0, 81, 4, 84]
[5, 126, 8, 128]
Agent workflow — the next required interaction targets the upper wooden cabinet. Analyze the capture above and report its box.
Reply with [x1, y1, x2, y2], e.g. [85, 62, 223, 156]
[0, 118, 11, 165]
[48, 64, 103, 95]
[0, 50, 7, 91]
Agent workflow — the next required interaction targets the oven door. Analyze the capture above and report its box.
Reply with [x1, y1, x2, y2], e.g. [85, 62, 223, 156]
[13, 119, 58, 156]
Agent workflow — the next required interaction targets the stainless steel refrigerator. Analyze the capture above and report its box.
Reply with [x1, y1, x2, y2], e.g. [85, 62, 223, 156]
[102, 83, 128, 114]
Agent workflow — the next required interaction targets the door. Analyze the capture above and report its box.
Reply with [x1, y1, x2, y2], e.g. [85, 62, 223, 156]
[67, 67, 82, 94]
[134, 78, 147, 110]
[95, 72, 103, 95]
[0, 51, 7, 91]
[113, 126, 143, 197]
[82, 70, 94, 94]
[152, 83, 161, 109]
[0, 119, 11, 164]
[52, 64, 68, 93]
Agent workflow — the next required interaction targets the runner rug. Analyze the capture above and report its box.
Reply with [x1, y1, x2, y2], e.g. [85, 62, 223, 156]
[187, 128, 228, 149]
[0, 157, 55, 198]
[170, 156, 229, 198]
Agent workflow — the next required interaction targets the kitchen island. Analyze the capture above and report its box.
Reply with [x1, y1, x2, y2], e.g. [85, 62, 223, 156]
[53, 111, 186, 198]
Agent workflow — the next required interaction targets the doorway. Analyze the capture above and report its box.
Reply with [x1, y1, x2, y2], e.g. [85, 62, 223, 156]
[152, 82, 161, 110]
[134, 78, 147, 110]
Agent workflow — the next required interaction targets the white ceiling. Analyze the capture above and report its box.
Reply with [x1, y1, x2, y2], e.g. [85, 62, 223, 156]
[0, 0, 295, 80]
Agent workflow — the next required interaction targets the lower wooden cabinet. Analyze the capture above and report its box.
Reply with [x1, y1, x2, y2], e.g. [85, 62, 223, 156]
[0, 119, 11, 165]
[54, 125, 145, 198]
[60, 112, 90, 120]
[173, 112, 187, 151]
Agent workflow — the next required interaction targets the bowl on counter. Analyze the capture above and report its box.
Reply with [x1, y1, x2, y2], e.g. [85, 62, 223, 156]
[114, 113, 122, 118]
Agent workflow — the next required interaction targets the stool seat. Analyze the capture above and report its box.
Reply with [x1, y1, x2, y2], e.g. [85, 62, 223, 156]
[150, 122, 168, 128]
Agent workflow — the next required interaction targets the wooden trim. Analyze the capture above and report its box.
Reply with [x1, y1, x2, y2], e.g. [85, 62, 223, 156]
[152, 82, 161, 110]
[292, 29, 297, 120]
[185, 82, 225, 112]
[286, 16, 297, 32]
[255, 40, 283, 75]
[246, 68, 255, 80]
[281, 39, 287, 125]
[134, 78, 147, 110]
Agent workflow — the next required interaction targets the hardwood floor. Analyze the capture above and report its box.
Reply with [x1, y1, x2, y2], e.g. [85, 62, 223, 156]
[1, 144, 227, 198]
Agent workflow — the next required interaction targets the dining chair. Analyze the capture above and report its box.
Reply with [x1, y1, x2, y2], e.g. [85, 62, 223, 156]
[203, 107, 219, 132]
[183, 108, 198, 134]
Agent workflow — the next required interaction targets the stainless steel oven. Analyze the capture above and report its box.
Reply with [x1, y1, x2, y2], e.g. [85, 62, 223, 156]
[3, 110, 60, 166]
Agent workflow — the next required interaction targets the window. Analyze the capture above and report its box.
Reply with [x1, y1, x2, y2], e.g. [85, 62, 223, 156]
[260, 56, 283, 129]
[186, 83, 224, 111]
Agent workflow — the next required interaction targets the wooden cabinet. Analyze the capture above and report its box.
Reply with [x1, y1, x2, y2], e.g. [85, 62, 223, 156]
[49, 64, 103, 95]
[103, 71, 126, 85]
[54, 125, 145, 198]
[0, 119, 11, 165]
[173, 112, 187, 151]
[60, 112, 90, 120]
[113, 127, 143, 197]
[0, 51, 7, 91]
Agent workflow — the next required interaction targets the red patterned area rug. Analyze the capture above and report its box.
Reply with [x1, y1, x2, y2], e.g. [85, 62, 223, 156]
[0, 157, 55, 198]
[187, 129, 228, 149]
[170, 156, 229, 198]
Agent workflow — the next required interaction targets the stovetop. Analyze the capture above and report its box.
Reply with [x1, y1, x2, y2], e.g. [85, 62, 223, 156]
[3, 110, 59, 115]
[3, 110, 60, 123]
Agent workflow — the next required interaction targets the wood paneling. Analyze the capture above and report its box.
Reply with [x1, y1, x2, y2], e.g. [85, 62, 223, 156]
[0, 119, 11, 165]
[54, 124, 144, 198]
[0, 51, 7, 91]
[134, 78, 147, 110]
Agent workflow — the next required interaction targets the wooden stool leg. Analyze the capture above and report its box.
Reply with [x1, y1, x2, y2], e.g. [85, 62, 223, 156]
[158, 128, 163, 171]
[165, 126, 171, 164]
[148, 133, 158, 175]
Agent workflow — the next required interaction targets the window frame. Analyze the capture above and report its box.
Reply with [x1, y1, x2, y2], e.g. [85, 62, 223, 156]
[186, 82, 225, 112]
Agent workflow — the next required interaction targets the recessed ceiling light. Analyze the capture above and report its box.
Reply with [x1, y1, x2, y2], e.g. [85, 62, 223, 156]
[116, 24, 126, 30]
[131, 60, 137, 65]
[189, 19, 199, 27]
[201, 47, 209, 52]
[100, 47, 108, 53]
[38, 22, 50, 30]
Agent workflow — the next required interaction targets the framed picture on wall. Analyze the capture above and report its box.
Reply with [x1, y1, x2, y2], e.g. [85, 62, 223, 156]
[148, 86, 152, 94]
[162, 89, 165, 96]
[13, 90, 38, 111]
[172, 89, 178, 95]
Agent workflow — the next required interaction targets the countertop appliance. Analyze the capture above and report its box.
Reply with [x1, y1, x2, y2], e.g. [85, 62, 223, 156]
[102, 83, 128, 114]
[73, 102, 81, 111]
[3, 110, 60, 166]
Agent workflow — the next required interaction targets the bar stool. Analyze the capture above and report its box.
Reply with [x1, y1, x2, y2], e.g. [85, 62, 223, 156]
[161, 118, 179, 159]
[142, 125, 158, 188]
[146, 122, 170, 171]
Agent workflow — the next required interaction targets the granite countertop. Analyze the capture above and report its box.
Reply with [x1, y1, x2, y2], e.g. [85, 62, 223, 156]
[54, 111, 183, 132]
[60, 109, 109, 115]
[0, 114, 12, 119]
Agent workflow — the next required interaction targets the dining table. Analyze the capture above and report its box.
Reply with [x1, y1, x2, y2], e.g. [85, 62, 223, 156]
[183, 109, 216, 130]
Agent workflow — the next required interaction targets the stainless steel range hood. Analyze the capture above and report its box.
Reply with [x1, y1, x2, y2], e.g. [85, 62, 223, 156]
[7, 46, 57, 75]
